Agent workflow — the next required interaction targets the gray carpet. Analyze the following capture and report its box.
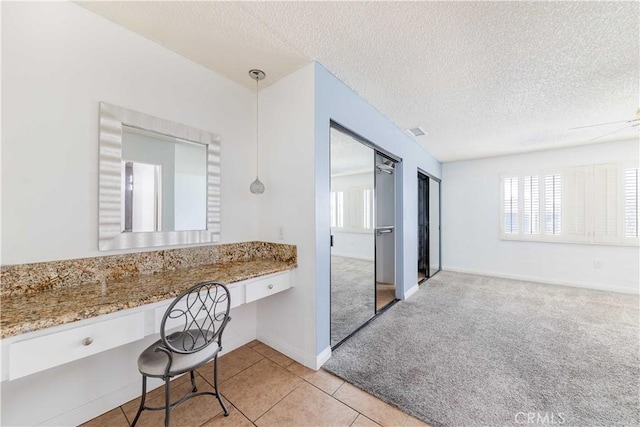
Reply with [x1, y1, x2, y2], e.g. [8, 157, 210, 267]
[331, 256, 375, 346]
[324, 271, 640, 427]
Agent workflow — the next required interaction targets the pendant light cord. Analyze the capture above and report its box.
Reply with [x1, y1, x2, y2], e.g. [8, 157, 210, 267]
[248, 69, 265, 194]
[255, 77, 259, 177]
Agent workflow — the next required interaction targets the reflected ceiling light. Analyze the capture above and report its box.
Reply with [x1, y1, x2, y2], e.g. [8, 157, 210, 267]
[249, 69, 266, 195]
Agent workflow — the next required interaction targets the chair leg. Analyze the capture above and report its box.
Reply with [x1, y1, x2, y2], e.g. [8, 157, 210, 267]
[213, 355, 229, 416]
[190, 370, 198, 392]
[164, 377, 171, 427]
[131, 375, 147, 427]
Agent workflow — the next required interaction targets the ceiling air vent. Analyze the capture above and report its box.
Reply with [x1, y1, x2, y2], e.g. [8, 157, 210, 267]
[407, 127, 426, 137]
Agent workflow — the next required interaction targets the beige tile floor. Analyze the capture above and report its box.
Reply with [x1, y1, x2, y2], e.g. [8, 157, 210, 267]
[82, 340, 431, 427]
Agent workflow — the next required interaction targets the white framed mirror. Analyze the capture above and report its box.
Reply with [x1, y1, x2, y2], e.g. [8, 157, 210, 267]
[98, 102, 221, 250]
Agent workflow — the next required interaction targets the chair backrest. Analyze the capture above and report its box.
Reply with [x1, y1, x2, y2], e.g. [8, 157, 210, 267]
[160, 281, 231, 354]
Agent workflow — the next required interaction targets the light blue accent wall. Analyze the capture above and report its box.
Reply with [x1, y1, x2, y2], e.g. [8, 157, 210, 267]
[313, 62, 441, 354]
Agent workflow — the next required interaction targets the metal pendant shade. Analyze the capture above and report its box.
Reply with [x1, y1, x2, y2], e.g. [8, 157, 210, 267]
[249, 69, 266, 194]
[250, 177, 265, 194]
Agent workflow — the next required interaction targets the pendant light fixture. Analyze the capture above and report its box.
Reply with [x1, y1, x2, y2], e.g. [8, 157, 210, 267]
[249, 69, 266, 195]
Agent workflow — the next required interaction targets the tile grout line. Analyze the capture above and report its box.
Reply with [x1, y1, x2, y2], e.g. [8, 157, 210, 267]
[195, 343, 289, 426]
[216, 392, 255, 425]
[118, 405, 131, 427]
[249, 355, 316, 423]
[199, 342, 266, 426]
[302, 375, 345, 398]
[198, 349, 266, 390]
[252, 380, 306, 425]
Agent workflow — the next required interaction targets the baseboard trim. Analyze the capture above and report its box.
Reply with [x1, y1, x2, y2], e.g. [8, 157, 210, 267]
[256, 329, 321, 370]
[39, 331, 255, 426]
[315, 346, 332, 370]
[329, 253, 374, 262]
[40, 379, 154, 426]
[403, 284, 419, 300]
[443, 267, 639, 295]
[219, 329, 257, 357]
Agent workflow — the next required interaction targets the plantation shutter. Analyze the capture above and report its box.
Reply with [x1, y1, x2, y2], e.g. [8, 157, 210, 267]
[544, 174, 562, 235]
[563, 166, 591, 242]
[624, 168, 639, 240]
[330, 191, 344, 228]
[363, 189, 373, 229]
[523, 176, 540, 235]
[503, 177, 518, 234]
[593, 164, 621, 243]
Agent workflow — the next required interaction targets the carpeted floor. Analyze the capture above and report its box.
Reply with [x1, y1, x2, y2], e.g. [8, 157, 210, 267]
[324, 271, 640, 427]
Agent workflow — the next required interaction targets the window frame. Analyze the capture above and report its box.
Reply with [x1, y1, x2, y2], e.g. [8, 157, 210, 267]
[499, 162, 638, 246]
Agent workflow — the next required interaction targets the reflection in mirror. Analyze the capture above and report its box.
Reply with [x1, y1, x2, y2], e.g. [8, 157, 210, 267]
[99, 102, 220, 251]
[122, 161, 162, 232]
[330, 126, 376, 347]
[121, 126, 207, 232]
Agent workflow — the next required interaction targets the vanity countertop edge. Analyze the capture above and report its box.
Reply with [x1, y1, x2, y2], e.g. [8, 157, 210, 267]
[1, 258, 296, 340]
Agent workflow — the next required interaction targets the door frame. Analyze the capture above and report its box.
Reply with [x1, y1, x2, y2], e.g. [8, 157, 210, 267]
[418, 168, 442, 282]
[329, 121, 402, 349]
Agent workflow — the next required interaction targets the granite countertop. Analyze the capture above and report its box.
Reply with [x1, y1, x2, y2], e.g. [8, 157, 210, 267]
[1, 258, 295, 339]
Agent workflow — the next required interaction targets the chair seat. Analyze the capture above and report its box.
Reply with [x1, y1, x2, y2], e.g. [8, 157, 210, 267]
[138, 330, 220, 377]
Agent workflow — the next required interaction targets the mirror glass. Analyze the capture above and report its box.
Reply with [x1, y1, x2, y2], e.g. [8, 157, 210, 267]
[330, 126, 376, 347]
[99, 102, 221, 251]
[121, 126, 207, 232]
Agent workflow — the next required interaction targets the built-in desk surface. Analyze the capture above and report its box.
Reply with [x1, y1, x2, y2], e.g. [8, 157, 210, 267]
[0, 242, 297, 339]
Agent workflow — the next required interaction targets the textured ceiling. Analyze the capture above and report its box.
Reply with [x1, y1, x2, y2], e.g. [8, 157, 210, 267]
[77, 1, 639, 162]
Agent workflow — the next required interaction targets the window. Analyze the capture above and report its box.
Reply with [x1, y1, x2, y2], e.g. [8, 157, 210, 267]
[330, 191, 344, 228]
[363, 189, 373, 229]
[501, 162, 639, 245]
[523, 176, 540, 235]
[593, 164, 619, 243]
[503, 177, 518, 234]
[544, 174, 562, 235]
[331, 188, 373, 231]
[563, 166, 590, 242]
[625, 168, 639, 238]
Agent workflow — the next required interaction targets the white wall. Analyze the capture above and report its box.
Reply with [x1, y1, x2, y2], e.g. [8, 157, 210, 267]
[0, 2, 260, 425]
[314, 63, 442, 358]
[254, 64, 318, 367]
[1, 1, 258, 265]
[442, 139, 639, 293]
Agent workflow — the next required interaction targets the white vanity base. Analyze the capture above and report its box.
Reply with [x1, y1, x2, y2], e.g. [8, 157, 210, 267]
[1, 303, 255, 426]
[1, 270, 293, 426]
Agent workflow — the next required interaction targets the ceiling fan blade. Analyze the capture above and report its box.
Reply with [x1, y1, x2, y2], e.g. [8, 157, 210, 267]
[590, 123, 639, 142]
[570, 119, 635, 130]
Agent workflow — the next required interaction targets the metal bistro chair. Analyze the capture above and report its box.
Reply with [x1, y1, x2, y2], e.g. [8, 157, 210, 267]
[132, 281, 231, 427]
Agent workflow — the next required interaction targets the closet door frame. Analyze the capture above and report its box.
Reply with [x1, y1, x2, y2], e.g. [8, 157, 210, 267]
[329, 121, 401, 350]
[418, 168, 442, 281]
